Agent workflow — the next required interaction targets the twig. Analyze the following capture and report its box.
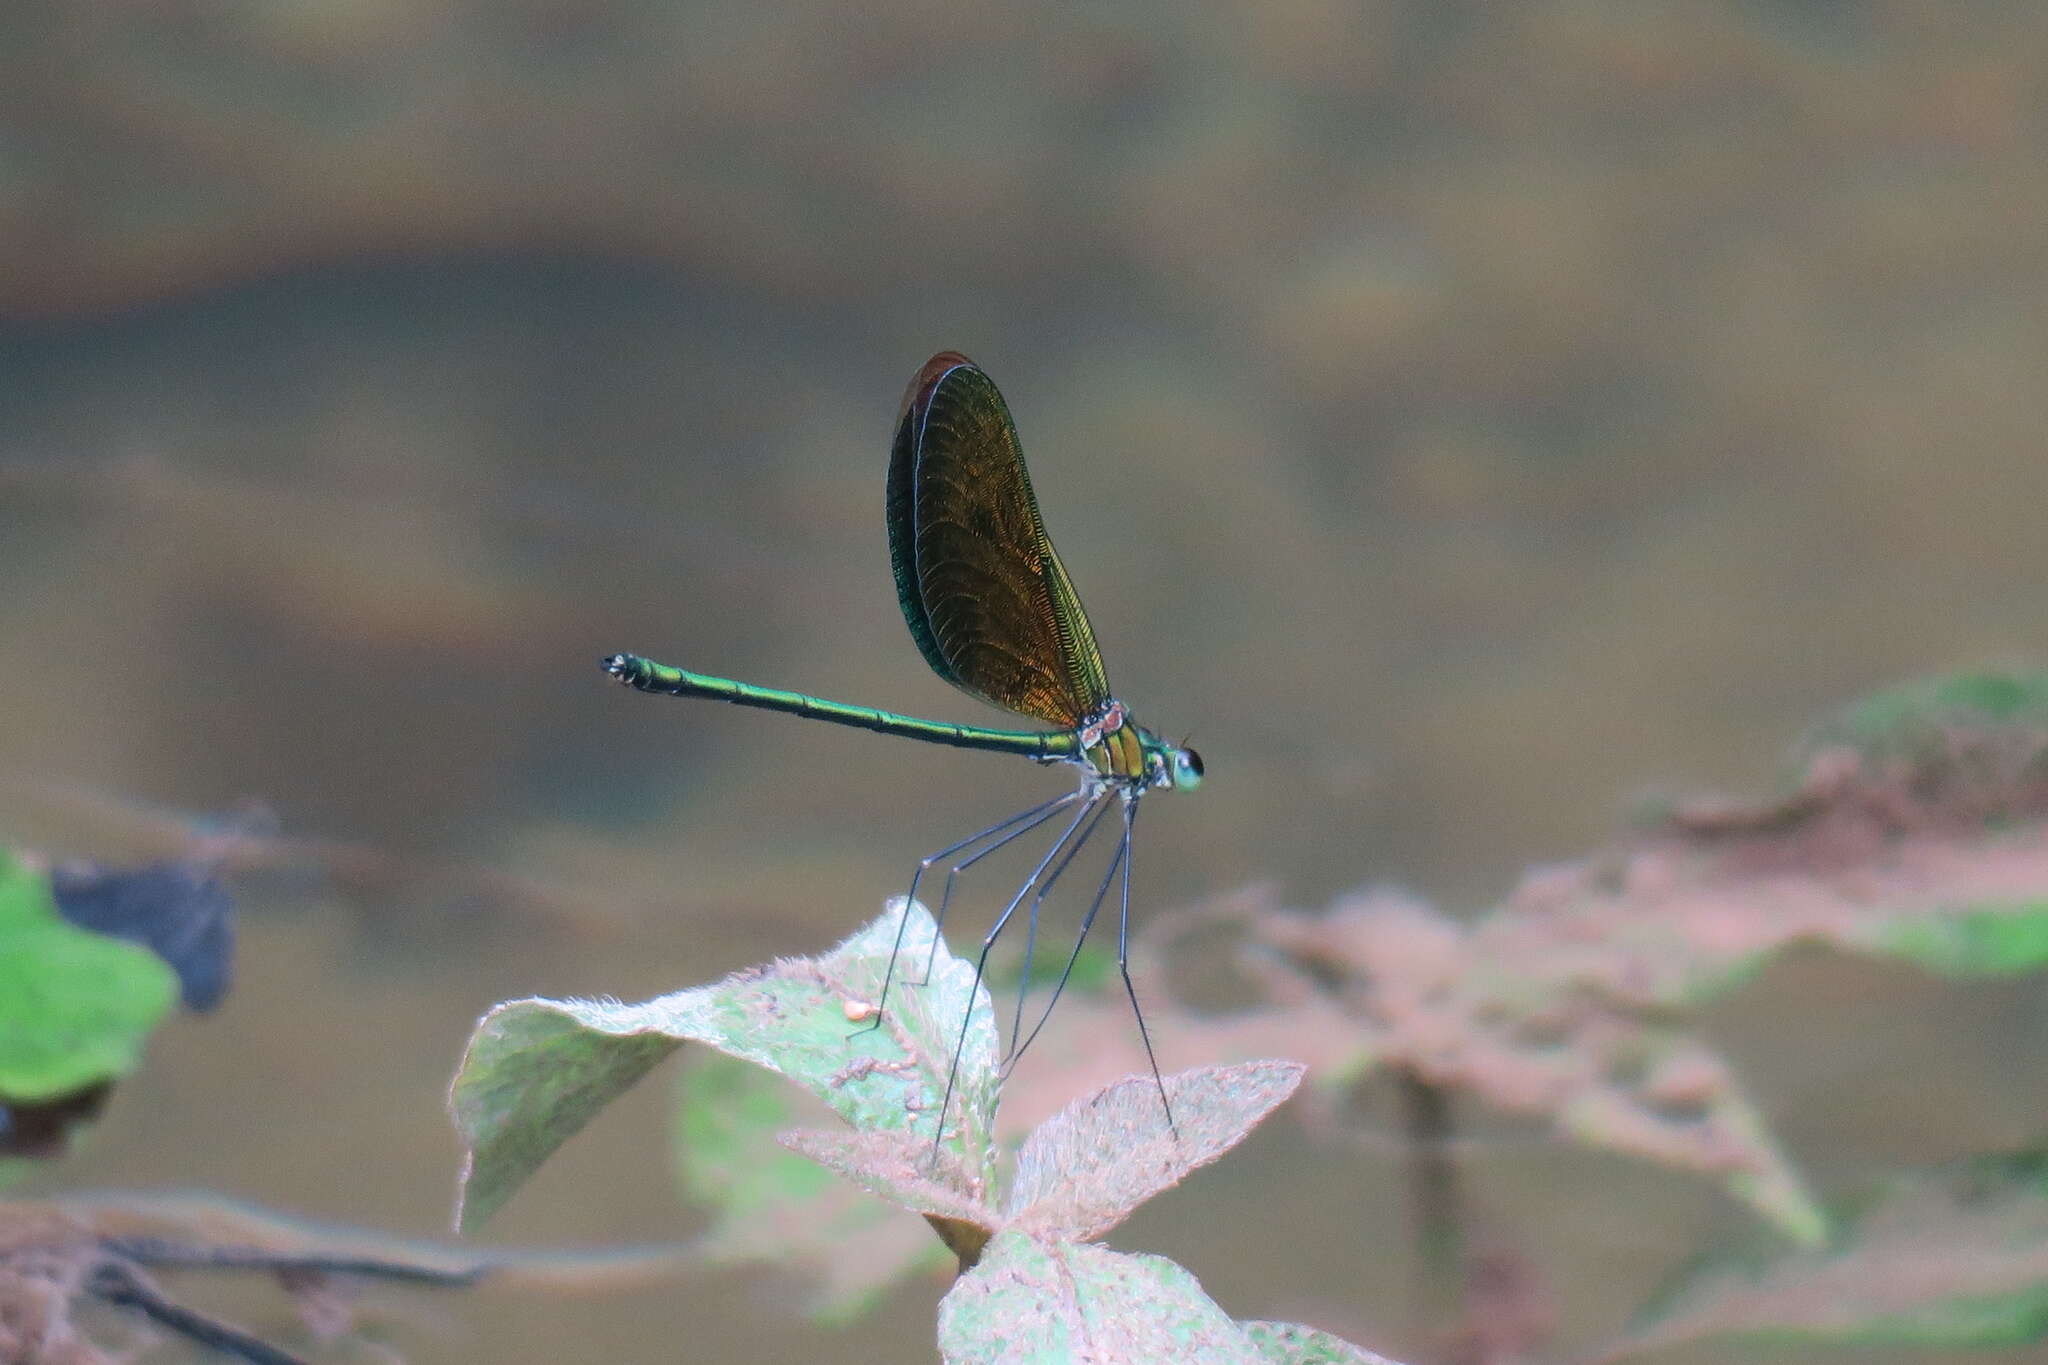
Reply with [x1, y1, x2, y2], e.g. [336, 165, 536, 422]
[85, 1258, 307, 1365]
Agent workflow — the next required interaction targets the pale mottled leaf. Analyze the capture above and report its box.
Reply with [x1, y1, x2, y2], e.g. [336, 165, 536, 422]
[938, 1229, 1257, 1364]
[451, 901, 996, 1229]
[1005, 1061, 1303, 1241]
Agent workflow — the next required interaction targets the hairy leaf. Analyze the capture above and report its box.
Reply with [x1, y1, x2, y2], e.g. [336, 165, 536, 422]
[450, 901, 996, 1230]
[1005, 1061, 1303, 1241]
[1242, 1320, 1406, 1364]
[778, 1127, 996, 1266]
[937, 1230, 1258, 1364]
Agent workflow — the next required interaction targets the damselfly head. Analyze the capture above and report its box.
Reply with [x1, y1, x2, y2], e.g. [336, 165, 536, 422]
[1141, 732, 1204, 792]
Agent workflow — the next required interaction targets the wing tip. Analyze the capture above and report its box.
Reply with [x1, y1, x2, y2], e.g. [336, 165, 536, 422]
[897, 350, 979, 423]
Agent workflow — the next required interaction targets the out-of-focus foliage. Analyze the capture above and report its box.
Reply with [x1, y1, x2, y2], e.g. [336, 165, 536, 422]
[50, 859, 236, 1011]
[672, 1053, 949, 1321]
[1600, 1154, 2048, 1360]
[1050, 670, 2048, 1247]
[0, 851, 178, 1160]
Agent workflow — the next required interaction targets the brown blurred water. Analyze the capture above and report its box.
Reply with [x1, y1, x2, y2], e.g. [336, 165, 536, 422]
[5, 3, 2048, 1361]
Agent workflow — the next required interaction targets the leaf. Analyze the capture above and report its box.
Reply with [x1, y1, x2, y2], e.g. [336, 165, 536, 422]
[0, 1086, 112, 1163]
[1105, 673, 2048, 1245]
[1599, 1153, 2048, 1360]
[1005, 1061, 1304, 1241]
[673, 1055, 950, 1320]
[0, 851, 179, 1151]
[1471, 667, 2048, 1003]
[774, 1127, 991, 1226]
[673, 1053, 839, 1220]
[1800, 669, 2048, 768]
[49, 860, 236, 1011]
[1867, 902, 2048, 976]
[1166, 889, 1828, 1243]
[771, 1061, 1305, 1270]
[450, 901, 998, 1230]
[937, 1229, 1260, 1364]
[1241, 1320, 1406, 1364]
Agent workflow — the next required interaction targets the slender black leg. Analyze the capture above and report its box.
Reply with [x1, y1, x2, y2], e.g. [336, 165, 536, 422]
[914, 788, 1085, 989]
[1006, 806, 1127, 1071]
[932, 788, 1113, 1157]
[859, 789, 1080, 1037]
[1115, 797, 1177, 1138]
[1004, 792, 1120, 1063]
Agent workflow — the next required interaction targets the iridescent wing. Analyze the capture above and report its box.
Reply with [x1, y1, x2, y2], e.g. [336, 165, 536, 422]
[886, 353, 1112, 728]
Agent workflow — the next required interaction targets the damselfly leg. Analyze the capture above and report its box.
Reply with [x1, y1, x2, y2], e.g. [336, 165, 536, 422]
[933, 785, 1119, 1152]
[856, 788, 1083, 1039]
[1005, 796, 1176, 1137]
[1004, 791, 1122, 1063]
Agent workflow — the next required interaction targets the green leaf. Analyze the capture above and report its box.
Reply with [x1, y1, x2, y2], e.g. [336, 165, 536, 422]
[1866, 901, 2048, 975]
[674, 1052, 836, 1215]
[49, 860, 235, 1010]
[679, 1056, 951, 1320]
[0, 851, 178, 1104]
[937, 1230, 1259, 1364]
[450, 901, 997, 1231]
[1806, 669, 2048, 759]
[1602, 1153, 2048, 1360]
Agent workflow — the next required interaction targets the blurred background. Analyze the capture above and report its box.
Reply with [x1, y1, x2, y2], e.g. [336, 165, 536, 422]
[4, 2, 2047, 1360]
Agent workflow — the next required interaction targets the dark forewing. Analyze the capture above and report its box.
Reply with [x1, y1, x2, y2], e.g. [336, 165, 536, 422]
[886, 353, 1110, 728]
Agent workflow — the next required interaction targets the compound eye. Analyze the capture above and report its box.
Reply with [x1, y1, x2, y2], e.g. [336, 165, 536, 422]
[1181, 748, 1204, 779]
